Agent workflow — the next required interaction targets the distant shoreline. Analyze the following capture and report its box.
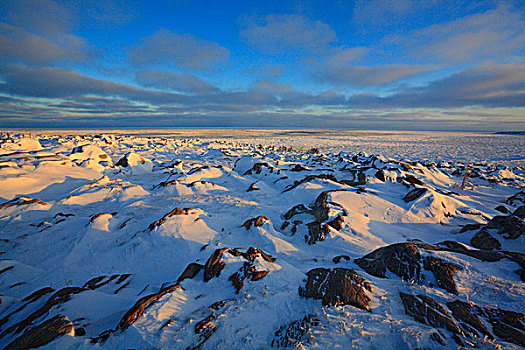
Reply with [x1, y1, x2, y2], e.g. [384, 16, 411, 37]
[494, 131, 525, 135]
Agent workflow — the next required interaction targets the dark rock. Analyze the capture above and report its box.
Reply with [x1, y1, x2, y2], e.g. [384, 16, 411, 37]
[284, 204, 310, 220]
[228, 262, 268, 294]
[402, 292, 525, 347]
[283, 190, 349, 244]
[154, 179, 179, 188]
[402, 175, 424, 186]
[283, 174, 339, 193]
[242, 216, 269, 229]
[305, 221, 329, 245]
[195, 314, 215, 334]
[506, 191, 525, 206]
[430, 330, 447, 345]
[203, 248, 229, 282]
[88, 212, 116, 224]
[447, 300, 525, 347]
[495, 205, 510, 214]
[299, 268, 372, 310]
[470, 229, 501, 250]
[513, 205, 525, 219]
[289, 164, 309, 171]
[333, 255, 351, 264]
[247, 182, 259, 192]
[0, 266, 14, 275]
[178, 263, 204, 282]
[1, 287, 86, 338]
[446, 301, 492, 338]
[399, 293, 462, 335]
[75, 327, 86, 336]
[355, 243, 423, 282]
[486, 215, 525, 239]
[115, 156, 129, 167]
[310, 190, 348, 222]
[517, 268, 525, 282]
[403, 188, 427, 202]
[243, 162, 274, 175]
[148, 208, 191, 231]
[271, 314, 319, 348]
[116, 284, 181, 332]
[491, 322, 525, 347]
[83, 274, 122, 290]
[202, 247, 275, 286]
[188, 320, 217, 350]
[484, 307, 525, 343]
[458, 223, 482, 233]
[239, 247, 276, 262]
[0, 287, 55, 329]
[4, 315, 74, 350]
[374, 169, 386, 182]
[423, 257, 461, 295]
[326, 215, 344, 231]
[340, 171, 366, 186]
[355, 243, 461, 294]
[0, 197, 47, 210]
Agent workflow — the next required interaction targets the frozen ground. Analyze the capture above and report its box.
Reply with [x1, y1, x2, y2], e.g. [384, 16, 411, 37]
[0, 130, 524, 349]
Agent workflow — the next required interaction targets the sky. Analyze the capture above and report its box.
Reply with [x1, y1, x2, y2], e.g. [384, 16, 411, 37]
[0, 0, 524, 130]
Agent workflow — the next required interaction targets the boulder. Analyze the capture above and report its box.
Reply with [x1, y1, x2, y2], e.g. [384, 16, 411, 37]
[403, 188, 427, 202]
[4, 315, 74, 350]
[148, 207, 191, 231]
[513, 205, 525, 219]
[486, 215, 525, 239]
[203, 248, 230, 282]
[495, 205, 510, 214]
[272, 314, 319, 348]
[299, 268, 372, 310]
[355, 243, 461, 294]
[247, 182, 259, 192]
[242, 216, 269, 230]
[400, 293, 463, 335]
[470, 229, 501, 250]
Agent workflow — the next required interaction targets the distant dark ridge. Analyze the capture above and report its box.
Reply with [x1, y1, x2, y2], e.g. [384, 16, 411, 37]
[494, 131, 525, 135]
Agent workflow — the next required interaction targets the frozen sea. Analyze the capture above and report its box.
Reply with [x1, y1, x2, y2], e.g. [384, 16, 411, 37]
[24, 129, 525, 166]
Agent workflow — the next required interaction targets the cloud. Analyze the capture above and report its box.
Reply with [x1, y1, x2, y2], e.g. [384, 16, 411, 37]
[0, 0, 72, 35]
[1, 63, 523, 130]
[135, 69, 219, 94]
[353, 0, 419, 28]
[0, 65, 187, 104]
[347, 64, 525, 108]
[129, 29, 230, 70]
[313, 63, 436, 87]
[0, 0, 93, 67]
[306, 46, 434, 87]
[240, 14, 336, 54]
[0, 22, 90, 65]
[383, 4, 525, 62]
[74, 1, 139, 26]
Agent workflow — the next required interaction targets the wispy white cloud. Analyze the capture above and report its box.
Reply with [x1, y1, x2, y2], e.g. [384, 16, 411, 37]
[240, 14, 336, 54]
[0, 22, 91, 66]
[1, 0, 72, 35]
[311, 63, 437, 87]
[129, 29, 230, 70]
[382, 4, 525, 62]
[135, 69, 219, 94]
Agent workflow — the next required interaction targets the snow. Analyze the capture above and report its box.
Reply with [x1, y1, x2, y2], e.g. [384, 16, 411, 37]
[0, 130, 523, 349]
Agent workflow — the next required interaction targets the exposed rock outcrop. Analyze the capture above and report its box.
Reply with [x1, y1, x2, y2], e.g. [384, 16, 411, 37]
[4, 315, 74, 350]
[299, 268, 372, 310]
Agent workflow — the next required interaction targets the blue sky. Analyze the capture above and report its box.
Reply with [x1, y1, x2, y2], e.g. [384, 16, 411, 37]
[0, 0, 524, 130]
